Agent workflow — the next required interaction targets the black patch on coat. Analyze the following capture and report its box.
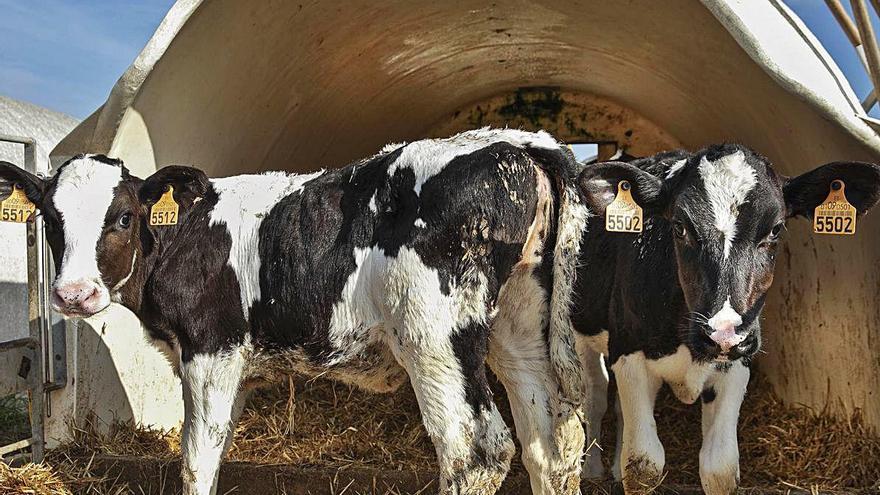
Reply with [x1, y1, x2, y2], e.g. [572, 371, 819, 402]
[451, 322, 494, 415]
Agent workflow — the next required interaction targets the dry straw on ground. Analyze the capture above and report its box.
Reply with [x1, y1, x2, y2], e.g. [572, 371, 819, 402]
[3, 373, 880, 494]
[0, 461, 69, 495]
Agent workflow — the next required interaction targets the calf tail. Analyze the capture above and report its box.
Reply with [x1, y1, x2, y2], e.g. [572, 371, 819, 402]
[522, 138, 589, 406]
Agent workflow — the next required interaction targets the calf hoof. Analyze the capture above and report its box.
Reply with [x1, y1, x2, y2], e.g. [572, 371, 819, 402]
[548, 467, 582, 495]
[442, 443, 514, 495]
[442, 465, 508, 495]
[621, 457, 664, 495]
[700, 446, 739, 495]
[700, 467, 739, 495]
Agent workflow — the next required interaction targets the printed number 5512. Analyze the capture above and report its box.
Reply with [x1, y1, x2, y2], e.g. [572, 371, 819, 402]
[151, 211, 177, 224]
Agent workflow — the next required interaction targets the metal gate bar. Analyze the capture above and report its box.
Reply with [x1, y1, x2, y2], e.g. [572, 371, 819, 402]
[825, 0, 880, 111]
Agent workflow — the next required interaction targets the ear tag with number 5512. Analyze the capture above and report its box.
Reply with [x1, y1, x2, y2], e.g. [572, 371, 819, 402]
[813, 180, 856, 235]
[606, 180, 643, 233]
[150, 186, 179, 226]
[1, 184, 37, 224]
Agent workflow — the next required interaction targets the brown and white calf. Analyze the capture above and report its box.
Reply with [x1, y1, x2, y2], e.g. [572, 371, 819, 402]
[0, 129, 590, 495]
[572, 144, 880, 494]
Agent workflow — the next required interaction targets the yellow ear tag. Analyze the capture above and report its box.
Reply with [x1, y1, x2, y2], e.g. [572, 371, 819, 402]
[605, 180, 643, 233]
[150, 186, 179, 226]
[0, 184, 36, 223]
[813, 179, 856, 235]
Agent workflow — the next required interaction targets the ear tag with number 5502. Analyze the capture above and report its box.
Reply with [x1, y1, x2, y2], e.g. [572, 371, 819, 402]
[606, 180, 643, 233]
[813, 180, 856, 235]
[0, 184, 37, 224]
[150, 186, 179, 226]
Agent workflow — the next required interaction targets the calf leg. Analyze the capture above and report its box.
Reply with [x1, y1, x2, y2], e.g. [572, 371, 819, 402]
[575, 335, 608, 479]
[389, 321, 514, 495]
[179, 348, 247, 495]
[489, 326, 584, 495]
[700, 361, 749, 495]
[612, 353, 664, 495]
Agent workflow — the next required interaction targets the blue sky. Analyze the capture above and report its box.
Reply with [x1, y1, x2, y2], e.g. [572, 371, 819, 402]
[0, 0, 174, 119]
[0, 1, 878, 121]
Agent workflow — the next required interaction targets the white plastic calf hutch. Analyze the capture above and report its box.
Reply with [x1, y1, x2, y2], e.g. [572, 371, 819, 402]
[43, 0, 880, 452]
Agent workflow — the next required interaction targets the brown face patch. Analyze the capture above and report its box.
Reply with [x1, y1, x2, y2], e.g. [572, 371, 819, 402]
[744, 246, 777, 309]
[673, 243, 704, 313]
[95, 183, 146, 299]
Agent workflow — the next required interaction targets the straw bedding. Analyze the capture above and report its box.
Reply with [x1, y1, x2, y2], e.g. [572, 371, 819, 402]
[2, 373, 879, 494]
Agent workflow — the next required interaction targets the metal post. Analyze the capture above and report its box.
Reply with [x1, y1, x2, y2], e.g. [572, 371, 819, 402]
[827, 0, 863, 46]
[851, 0, 880, 109]
[825, 0, 879, 110]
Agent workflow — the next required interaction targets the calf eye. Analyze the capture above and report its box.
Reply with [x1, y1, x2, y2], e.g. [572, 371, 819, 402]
[117, 212, 132, 229]
[673, 220, 687, 239]
[768, 222, 784, 240]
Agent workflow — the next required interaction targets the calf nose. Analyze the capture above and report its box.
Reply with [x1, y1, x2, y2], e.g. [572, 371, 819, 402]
[54, 281, 99, 311]
[708, 321, 746, 352]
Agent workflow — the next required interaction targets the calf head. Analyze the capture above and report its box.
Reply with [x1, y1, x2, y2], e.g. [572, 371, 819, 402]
[0, 155, 208, 317]
[580, 144, 880, 362]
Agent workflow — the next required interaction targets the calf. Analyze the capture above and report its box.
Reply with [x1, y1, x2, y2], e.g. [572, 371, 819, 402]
[0, 128, 590, 495]
[571, 144, 880, 494]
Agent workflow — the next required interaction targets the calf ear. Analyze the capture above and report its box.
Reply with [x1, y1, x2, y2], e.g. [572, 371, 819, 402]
[0, 161, 45, 206]
[578, 161, 666, 216]
[784, 161, 880, 218]
[139, 165, 210, 208]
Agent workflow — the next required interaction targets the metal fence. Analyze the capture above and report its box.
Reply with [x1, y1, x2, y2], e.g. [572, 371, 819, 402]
[0, 134, 66, 463]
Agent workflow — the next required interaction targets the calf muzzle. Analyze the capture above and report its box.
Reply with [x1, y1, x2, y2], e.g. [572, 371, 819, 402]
[52, 279, 107, 317]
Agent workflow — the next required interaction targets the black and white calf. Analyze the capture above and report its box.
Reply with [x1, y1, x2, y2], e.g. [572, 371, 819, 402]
[0, 128, 589, 495]
[571, 144, 880, 494]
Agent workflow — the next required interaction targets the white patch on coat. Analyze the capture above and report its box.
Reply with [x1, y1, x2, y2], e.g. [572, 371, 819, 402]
[52, 156, 123, 297]
[367, 192, 378, 213]
[325, 246, 385, 365]
[385, 127, 560, 195]
[700, 361, 749, 494]
[666, 158, 687, 179]
[209, 170, 323, 318]
[414, 218, 426, 228]
[707, 297, 742, 330]
[180, 343, 248, 495]
[697, 151, 757, 259]
[647, 344, 716, 404]
[379, 142, 407, 154]
[612, 352, 666, 485]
